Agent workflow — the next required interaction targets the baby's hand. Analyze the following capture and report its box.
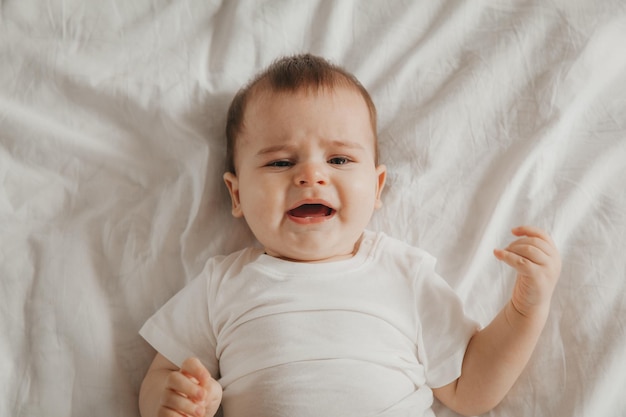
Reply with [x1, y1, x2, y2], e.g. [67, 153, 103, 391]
[161, 357, 222, 417]
[494, 226, 561, 318]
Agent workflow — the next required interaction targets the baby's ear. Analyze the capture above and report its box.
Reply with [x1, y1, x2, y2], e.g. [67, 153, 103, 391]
[223, 172, 244, 218]
[374, 164, 387, 209]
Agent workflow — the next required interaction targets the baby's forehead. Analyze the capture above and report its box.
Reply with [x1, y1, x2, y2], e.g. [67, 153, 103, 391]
[241, 90, 373, 147]
[244, 83, 369, 119]
[237, 85, 378, 156]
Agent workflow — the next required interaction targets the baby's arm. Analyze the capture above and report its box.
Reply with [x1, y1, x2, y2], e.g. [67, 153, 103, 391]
[433, 226, 561, 416]
[139, 354, 222, 417]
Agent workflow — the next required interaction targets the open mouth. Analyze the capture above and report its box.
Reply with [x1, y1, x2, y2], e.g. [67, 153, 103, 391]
[288, 203, 335, 219]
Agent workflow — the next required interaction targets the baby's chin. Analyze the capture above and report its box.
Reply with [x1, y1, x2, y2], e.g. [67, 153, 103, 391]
[265, 244, 357, 264]
[259, 228, 365, 263]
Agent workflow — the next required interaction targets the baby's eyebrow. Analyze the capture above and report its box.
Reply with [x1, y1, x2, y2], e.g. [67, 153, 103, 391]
[255, 140, 366, 157]
[256, 144, 297, 156]
[328, 140, 366, 151]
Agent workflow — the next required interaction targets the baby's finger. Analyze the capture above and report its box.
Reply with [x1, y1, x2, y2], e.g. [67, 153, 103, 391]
[165, 370, 207, 404]
[160, 387, 205, 417]
[505, 238, 552, 265]
[181, 357, 212, 387]
[493, 248, 541, 276]
[511, 225, 555, 246]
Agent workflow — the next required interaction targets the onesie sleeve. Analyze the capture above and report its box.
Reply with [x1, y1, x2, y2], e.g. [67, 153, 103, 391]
[412, 253, 480, 389]
[139, 259, 219, 378]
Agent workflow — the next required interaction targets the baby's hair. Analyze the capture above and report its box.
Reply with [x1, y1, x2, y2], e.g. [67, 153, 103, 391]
[225, 53, 378, 174]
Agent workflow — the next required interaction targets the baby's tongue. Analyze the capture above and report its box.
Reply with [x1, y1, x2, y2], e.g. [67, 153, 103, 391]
[290, 204, 330, 218]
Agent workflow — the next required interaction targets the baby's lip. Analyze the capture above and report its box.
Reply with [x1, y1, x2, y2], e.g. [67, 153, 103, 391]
[287, 200, 336, 221]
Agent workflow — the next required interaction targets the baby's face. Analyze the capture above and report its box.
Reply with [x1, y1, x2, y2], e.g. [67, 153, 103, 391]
[224, 86, 386, 262]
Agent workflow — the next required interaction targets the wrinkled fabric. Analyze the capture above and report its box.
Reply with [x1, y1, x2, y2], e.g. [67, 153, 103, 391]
[1, 1, 626, 416]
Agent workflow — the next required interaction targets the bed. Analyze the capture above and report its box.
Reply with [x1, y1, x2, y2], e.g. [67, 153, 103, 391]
[2, 1, 625, 416]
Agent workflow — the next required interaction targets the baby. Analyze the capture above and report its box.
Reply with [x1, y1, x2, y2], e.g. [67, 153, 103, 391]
[138, 54, 561, 417]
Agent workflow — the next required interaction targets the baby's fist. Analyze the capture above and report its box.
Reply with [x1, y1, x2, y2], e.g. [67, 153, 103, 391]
[179, 358, 222, 417]
[494, 226, 561, 317]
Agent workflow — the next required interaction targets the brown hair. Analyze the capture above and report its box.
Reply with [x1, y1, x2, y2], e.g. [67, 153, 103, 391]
[225, 54, 378, 174]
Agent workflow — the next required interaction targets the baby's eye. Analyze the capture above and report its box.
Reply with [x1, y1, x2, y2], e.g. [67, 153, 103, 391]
[266, 160, 293, 168]
[328, 156, 351, 165]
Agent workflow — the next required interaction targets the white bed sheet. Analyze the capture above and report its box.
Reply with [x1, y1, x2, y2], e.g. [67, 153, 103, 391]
[1, 1, 625, 416]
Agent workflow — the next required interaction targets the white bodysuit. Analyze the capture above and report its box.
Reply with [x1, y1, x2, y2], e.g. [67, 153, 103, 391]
[140, 230, 478, 417]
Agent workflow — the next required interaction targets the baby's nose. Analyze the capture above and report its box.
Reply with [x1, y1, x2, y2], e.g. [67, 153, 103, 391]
[295, 162, 328, 186]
